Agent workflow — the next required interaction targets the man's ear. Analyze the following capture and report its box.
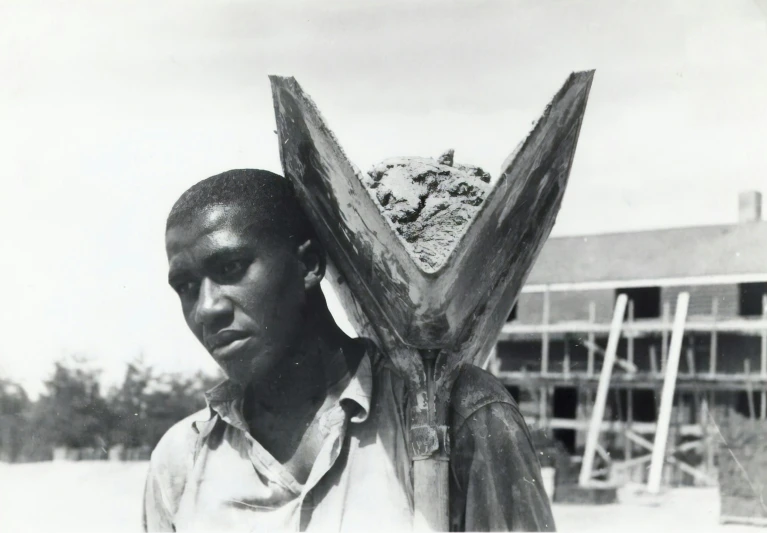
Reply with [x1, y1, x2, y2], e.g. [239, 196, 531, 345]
[297, 238, 326, 291]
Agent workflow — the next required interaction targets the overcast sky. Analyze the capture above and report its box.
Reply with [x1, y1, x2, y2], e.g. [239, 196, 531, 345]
[2, 0, 766, 395]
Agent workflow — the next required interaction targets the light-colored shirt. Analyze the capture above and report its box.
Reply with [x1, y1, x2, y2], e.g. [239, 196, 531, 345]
[142, 340, 555, 532]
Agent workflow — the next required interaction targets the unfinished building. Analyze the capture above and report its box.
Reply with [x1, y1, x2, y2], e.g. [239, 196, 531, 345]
[490, 190, 767, 489]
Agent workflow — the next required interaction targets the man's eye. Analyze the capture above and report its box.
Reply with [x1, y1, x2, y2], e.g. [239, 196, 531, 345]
[221, 261, 245, 276]
[175, 281, 199, 296]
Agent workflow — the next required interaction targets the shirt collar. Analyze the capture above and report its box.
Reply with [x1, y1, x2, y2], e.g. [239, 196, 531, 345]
[191, 344, 374, 435]
[339, 349, 372, 424]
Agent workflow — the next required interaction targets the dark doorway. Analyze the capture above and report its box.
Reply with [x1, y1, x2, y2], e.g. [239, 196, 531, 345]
[629, 389, 658, 422]
[734, 390, 763, 418]
[739, 282, 767, 317]
[609, 389, 658, 422]
[506, 386, 520, 402]
[616, 287, 661, 319]
[553, 387, 578, 453]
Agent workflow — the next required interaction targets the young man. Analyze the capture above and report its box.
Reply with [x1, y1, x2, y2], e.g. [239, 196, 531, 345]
[143, 169, 555, 532]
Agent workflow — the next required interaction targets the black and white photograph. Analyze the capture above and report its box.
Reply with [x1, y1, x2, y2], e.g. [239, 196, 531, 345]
[1, 1, 767, 531]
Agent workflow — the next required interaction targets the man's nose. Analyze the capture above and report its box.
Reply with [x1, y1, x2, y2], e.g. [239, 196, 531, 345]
[194, 278, 233, 328]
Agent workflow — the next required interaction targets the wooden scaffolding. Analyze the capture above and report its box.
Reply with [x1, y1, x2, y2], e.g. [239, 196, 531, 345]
[490, 291, 767, 491]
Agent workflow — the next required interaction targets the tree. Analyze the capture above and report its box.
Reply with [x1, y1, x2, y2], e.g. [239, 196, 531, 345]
[141, 371, 220, 449]
[108, 356, 222, 450]
[31, 356, 111, 450]
[2, 354, 223, 460]
[107, 355, 153, 448]
[0, 377, 31, 461]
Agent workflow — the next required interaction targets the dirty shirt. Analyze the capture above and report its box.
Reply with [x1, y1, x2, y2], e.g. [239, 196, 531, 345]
[142, 340, 555, 532]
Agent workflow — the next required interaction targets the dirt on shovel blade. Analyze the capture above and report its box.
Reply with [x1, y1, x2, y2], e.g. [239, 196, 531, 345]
[362, 150, 492, 272]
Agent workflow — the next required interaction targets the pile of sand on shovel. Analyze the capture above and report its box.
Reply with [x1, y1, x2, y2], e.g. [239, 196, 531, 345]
[362, 149, 492, 271]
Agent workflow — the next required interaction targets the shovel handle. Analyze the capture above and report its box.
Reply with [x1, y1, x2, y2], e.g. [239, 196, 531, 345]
[410, 349, 454, 532]
[413, 457, 450, 531]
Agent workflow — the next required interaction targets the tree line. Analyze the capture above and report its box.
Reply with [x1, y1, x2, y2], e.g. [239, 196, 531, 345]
[0, 356, 221, 462]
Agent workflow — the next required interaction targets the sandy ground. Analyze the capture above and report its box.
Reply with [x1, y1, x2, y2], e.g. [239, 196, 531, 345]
[0, 461, 759, 532]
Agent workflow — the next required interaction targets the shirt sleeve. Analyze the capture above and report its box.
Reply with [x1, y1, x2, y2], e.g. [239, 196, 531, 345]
[142, 463, 175, 532]
[449, 401, 556, 532]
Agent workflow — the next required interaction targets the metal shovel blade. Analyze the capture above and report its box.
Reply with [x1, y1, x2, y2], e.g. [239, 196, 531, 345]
[270, 72, 594, 375]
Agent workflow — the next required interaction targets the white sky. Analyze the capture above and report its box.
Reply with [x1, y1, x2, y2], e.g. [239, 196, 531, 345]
[1, 0, 766, 395]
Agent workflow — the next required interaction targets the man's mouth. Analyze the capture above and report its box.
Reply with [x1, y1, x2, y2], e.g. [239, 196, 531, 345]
[206, 330, 251, 355]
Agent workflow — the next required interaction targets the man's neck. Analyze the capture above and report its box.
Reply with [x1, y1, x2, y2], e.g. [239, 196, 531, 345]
[239, 293, 359, 473]
[244, 294, 352, 414]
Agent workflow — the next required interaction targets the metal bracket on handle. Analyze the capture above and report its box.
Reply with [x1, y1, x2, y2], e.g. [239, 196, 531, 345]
[409, 349, 452, 461]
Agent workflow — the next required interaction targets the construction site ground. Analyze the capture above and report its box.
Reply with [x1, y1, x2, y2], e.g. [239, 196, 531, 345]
[0, 461, 761, 532]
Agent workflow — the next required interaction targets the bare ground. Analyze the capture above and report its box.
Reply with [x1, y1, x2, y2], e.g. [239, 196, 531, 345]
[0, 462, 760, 532]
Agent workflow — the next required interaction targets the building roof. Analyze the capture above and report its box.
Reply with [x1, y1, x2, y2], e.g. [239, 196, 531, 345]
[525, 221, 767, 287]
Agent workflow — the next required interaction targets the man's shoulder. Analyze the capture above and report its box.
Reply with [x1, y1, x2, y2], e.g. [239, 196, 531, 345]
[362, 340, 518, 415]
[144, 409, 211, 519]
[150, 407, 210, 468]
[450, 364, 520, 423]
[361, 341, 523, 427]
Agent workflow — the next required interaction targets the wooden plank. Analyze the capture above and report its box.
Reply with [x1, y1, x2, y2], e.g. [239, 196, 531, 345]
[762, 294, 766, 420]
[595, 443, 612, 463]
[575, 385, 588, 450]
[500, 317, 767, 337]
[661, 301, 671, 371]
[587, 302, 596, 377]
[745, 359, 756, 420]
[617, 453, 653, 469]
[626, 390, 634, 465]
[626, 429, 704, 454]
[627, 300, 635, 365]
[647, 292, 689, 494]
[626, 429, 655, 452]
[540, 288, 550, 427]
[709, 298, 718, 376]
[672, 398, 684, 486]
[533, 417, 704, 436]
[497, 371, 767, 393]
[625, 429, 710, 484]
[413, 459, 449, 531]
[649, 345, 661, 423]
[626, 302, 635, 468]
[585, 302, 596, 421]
[521, 273, 767, 294]
[632, 300, 642, 482]
[703, 397, 715, 477]
[686, 347, 696, 376]
[498, 371, 767, 385]
[693, 390, 701, 454]
[542, 288, 551, 375]
[579, 293, 628, 487]
[580, 338, 637, 373]
[669, 455, 714, 484]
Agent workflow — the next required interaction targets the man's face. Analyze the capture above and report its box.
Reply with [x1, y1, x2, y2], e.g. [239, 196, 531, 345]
[165, 205, 309, 385]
